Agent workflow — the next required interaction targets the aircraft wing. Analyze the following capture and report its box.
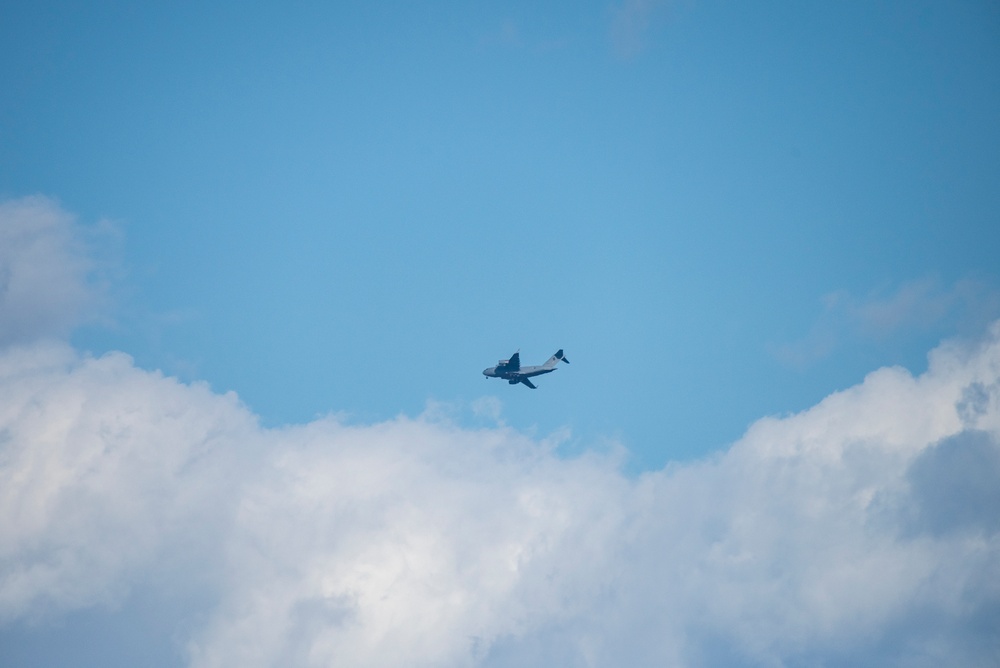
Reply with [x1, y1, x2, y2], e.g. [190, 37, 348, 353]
[507, 351, 520, 371]
[519, 377, 537, 389]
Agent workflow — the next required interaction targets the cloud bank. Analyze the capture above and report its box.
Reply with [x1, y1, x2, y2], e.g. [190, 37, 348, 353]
[2, 198, 999, 666]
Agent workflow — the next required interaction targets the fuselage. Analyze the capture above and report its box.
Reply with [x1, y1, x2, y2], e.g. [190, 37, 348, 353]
[482, 365, 555, 380]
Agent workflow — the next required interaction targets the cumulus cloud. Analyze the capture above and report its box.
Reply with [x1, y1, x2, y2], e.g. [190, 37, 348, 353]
[1, 328, 999, 665]
[0, 342, 260, 623]
[0, 197, 113, 346]
[1, 197, 998, 665]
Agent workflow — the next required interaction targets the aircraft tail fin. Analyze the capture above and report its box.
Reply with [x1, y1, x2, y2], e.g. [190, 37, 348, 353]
[542, 349, 570, 369]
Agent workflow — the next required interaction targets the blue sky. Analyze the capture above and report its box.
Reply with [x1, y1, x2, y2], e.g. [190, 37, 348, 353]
[3, 1, 999, 468]
[2, 2, 1000, 666]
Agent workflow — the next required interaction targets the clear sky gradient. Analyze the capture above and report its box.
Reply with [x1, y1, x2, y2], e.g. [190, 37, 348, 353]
[2, 4, 1000, 665]
[3, 1, 999, 467]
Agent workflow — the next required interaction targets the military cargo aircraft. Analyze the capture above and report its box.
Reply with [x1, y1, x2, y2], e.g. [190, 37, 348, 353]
[482, 349, 570, 388]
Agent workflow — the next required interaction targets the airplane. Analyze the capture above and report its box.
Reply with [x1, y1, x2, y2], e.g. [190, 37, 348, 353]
[482, 349, 570, 388]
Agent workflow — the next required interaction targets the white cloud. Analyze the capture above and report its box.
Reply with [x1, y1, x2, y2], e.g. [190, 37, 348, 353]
[0, 325, 998, 665]
[1, 196, 998, 665]
[0, 197, 113, 346]
[0, 342, 261, 624]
